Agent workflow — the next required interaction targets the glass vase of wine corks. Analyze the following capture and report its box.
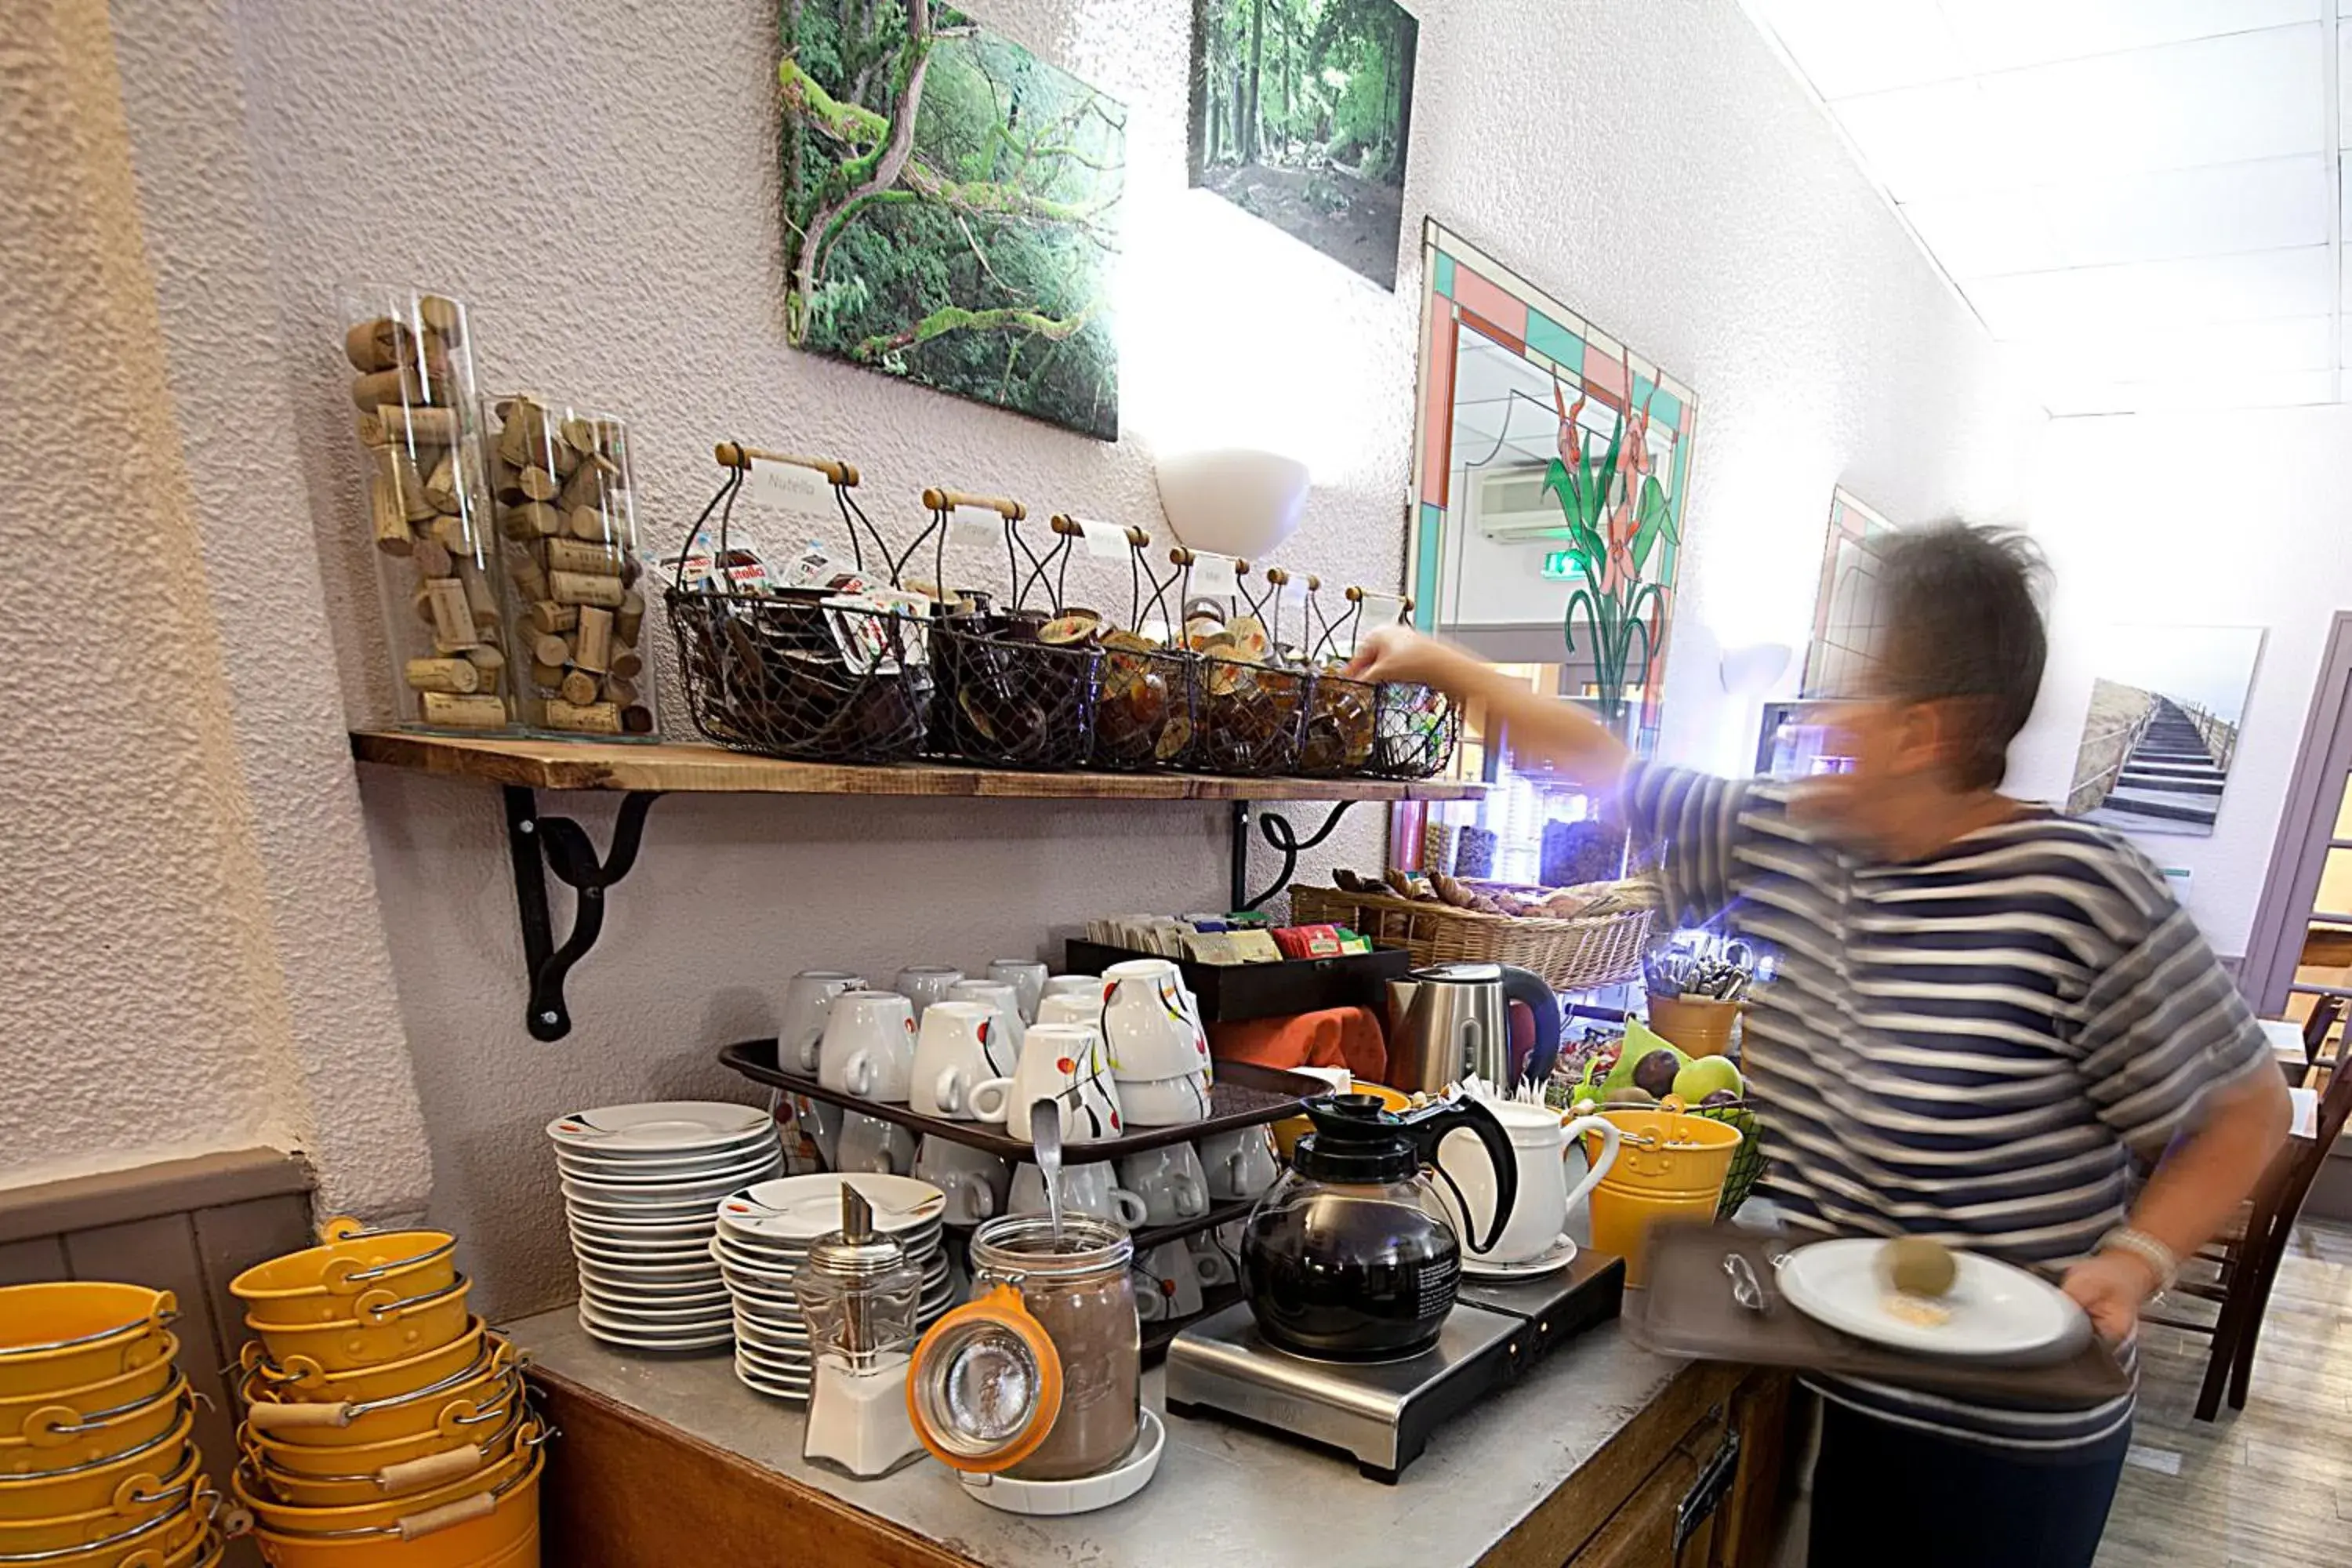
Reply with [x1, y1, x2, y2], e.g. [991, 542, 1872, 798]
[345, 287, 514, 732]
[482, 394, 657, 739]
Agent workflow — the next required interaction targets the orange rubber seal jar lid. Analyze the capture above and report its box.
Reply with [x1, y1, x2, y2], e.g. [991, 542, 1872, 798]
[904, 1285, 1062, 1474]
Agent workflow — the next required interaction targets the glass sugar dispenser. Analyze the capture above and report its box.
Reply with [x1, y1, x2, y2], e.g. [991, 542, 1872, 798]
[793, 1184, 928, 1479]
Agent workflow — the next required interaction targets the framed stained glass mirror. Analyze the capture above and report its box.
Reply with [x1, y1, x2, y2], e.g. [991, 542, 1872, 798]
[1406, 221, 1701, 763]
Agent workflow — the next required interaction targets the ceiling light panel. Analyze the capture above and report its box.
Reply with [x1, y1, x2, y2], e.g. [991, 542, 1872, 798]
[1748, 0, 1965, 99]
[1979, 24, 2325, 178]
[1964, 245, 2335, 338]
[1833, 79, 2031, 199]
[1895, 191, 2067, 277]
[1942, 0, 2320, 74]
[2039, 154, 2330, 266]
[2016, 314, 2334, 383]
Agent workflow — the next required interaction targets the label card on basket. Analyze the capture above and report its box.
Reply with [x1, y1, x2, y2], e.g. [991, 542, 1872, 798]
[1071, 517, 1131, 560]
[1190, 552, 1239, 597]
[948, 506, 1001, 547]
[824, 589, 931, 673]
[743, 456, 836, 519]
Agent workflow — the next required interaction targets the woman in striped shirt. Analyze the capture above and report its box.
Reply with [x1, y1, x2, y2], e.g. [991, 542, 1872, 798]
[1348, 524, 2289, 1567]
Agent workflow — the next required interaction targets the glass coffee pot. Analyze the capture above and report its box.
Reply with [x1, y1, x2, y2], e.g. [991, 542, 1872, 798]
[1240, 1094, 1517, 1359]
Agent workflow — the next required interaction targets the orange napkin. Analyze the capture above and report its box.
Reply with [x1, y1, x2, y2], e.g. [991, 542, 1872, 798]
[1208, 1006, 1388, 1085]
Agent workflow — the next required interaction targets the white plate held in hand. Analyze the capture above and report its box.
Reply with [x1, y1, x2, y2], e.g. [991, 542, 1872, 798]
[1775, 1239, 2091, 1363]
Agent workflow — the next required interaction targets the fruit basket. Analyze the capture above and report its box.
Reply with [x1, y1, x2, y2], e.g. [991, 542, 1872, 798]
[1290, 873, 1653, 993]
[1055, 517, 1200, 771]
[918, 489, 1103, 770]
[666, 445, 931, 762]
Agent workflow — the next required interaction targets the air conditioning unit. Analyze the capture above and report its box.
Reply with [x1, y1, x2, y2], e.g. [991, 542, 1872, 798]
[1469, 463, 1570, 544]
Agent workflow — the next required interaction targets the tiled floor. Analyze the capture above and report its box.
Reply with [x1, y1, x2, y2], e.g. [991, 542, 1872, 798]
[1771, 1220, 2352, 1566]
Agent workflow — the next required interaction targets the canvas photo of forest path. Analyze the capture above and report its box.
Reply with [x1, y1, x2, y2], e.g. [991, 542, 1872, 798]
[779, 0, 1125, 440]
[1189, 0, 1417, 289]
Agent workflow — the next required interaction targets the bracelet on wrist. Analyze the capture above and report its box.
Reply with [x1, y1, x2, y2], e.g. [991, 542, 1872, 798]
[2097, 1226, 2179, 1294]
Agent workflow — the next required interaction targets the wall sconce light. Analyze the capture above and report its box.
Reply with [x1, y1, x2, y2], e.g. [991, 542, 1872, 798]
[1152, 448, 1310, 561]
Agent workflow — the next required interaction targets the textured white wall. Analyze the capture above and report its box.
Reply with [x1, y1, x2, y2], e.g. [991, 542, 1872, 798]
[2009, 407, 2352, 956]
[84, 0, 2040, 1316]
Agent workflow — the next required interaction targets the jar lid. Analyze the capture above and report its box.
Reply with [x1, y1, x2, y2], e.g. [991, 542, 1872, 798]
[905, 1285, 1062, 1472]
[805, 1184, 912, 1281]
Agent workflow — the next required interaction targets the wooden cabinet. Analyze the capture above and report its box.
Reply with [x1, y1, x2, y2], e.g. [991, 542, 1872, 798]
[1556, 1370, 1791, 1568]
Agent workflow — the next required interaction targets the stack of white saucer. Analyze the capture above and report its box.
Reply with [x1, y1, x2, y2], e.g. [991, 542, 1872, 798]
[710, 1173, 956, 1402]
[548, 1102, 784, 1351]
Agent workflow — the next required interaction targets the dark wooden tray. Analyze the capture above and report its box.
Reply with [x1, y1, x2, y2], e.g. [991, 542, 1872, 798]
[719, 1039, 1321, 1161]
[1629, 1225, 2129, 1408]
[1062, 939, 1410, 1025]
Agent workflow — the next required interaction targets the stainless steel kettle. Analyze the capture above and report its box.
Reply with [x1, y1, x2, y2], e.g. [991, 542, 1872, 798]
[1387, 962, 1561, 1094]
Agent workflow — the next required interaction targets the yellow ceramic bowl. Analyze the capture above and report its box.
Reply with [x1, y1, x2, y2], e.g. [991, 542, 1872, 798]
[1272, 1079, 1414, 1160]
[0, 1336, 178, 1440]
[0, 1448, 203, 1554]
[0, 1377, 187, 1475]
[0, 1409, 191, 1521]
[0, 1285, 175, 1399]
[243, 1370, 522, 1472]
[245, 1450, 543, 1568]
[245, 1279, 473, 1377]
[241, 1321, 492, 1411]
[231, 1221, 459, 1330]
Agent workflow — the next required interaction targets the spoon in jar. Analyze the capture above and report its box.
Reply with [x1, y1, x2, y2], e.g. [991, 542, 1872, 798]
[1029, 1096, 1065, 1248]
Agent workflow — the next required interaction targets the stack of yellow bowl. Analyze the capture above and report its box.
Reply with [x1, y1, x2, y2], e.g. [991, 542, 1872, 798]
[0, 1281, 222, 1567]
[229, 1219, 546, 1567]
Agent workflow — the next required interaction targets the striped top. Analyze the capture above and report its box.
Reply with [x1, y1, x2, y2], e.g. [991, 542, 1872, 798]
[1625, 764, 2271, 1450]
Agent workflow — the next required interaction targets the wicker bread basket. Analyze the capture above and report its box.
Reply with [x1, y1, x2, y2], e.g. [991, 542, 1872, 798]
[1289, 884, 1653, 993]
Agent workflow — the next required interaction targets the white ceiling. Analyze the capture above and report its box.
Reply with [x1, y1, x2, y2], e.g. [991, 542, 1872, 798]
[1739, 1, 2348, 413]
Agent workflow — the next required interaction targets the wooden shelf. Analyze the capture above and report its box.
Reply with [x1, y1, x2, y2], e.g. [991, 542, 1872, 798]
[350, 731, 1487, 802]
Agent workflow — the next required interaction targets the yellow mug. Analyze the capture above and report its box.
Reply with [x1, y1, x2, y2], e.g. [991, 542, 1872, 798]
[1584, 1101, 1741, 1287]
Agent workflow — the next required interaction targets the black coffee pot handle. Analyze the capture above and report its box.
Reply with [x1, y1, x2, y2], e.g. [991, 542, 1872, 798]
[1401, 1098, 1519, 1254]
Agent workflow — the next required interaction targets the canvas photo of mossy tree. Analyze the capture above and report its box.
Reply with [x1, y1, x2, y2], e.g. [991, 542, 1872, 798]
[779, 1, 1126, 440]
[1188, 0, 1417, 289]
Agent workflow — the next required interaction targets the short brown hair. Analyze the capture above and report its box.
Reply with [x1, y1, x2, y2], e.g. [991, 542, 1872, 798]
[1873, 524, 2048, 791]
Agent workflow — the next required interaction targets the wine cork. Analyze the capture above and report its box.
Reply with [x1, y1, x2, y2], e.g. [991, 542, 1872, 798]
[412, 538, 454, 579]
[501, 503, 561, 541]
[531, 661, 566, 688]
[544, 699, 621, 735]
[351, 366, 421, 409]
[464, 644, 506, 696]
[550, 571, 623, 608]
[421, 691, 506, 728]
[622, 704, 654, 735]
[508, 546, 547, 603]
[560, 669, 600, 706]
[615, 589, 644, 645]
[529, 601, 578, 635]
[429, 514, 472, 556]
[545, 538, 623, 577]
[369, 445, 434, 524]
[416, 294, 464, 342]
[560, 452, 616, 513]
[424, 578, 478, 648]
[575, 605, 614, 673]
[459, 561, 499, 633]
[565, 506, 611, 543]
[604, 675, 638, 707]
[405, 657, 481, 695]
[609, 647, 644, 681]
[559, 417, 600, 458]
[378, 405, 459, 448]
[531, 632, 571, 669]
[496, 410, 535, 470]
[356, 408, 387, 447]
[344, 316, 413, 372]
[424, 454, 462, 514]
[517, 466, 559, 502]
[370, 478, 413, 556]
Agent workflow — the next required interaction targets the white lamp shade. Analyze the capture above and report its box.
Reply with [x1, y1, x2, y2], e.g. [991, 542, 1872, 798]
[1152, 449, 1310, 561]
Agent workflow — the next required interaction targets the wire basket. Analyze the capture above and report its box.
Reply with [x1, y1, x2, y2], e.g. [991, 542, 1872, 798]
[1300, 670, 1377, 776]
[1056, 517, 1200, 772]
[1688, 1102, 1766, 1218]
[1289, 884, 1653, 993]
[664, 447, 931, 763]
[1370, 681, 1461, 779]
[917, 490, 1102, 771]
[1178, 551, 1312, 776]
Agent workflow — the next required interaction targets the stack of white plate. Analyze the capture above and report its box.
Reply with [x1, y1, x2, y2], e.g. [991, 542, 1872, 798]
[711, 1173, 956, 1402]
[548, 1102, 784, 1352]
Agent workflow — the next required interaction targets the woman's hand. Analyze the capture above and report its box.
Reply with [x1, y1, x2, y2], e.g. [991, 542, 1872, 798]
[2060, 1250, 2161, 1343]
[1345, 625, 1468, 689]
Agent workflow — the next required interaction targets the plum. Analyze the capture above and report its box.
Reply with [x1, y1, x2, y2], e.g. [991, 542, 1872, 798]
[1632, 1048, 1682, 1099]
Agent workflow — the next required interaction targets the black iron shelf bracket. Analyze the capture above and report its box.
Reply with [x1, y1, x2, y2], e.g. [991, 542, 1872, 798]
[1230, 798, 1359, 912]
[503, 786, 663, 1041]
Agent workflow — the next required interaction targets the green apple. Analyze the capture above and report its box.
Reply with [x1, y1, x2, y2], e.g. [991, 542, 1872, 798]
[1672, 1055, 1744, 1105]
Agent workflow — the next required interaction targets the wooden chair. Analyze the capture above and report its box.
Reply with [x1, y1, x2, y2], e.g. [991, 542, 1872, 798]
[2147, 1062, 2352, 1420]
[2299, 994, 2344, 1079]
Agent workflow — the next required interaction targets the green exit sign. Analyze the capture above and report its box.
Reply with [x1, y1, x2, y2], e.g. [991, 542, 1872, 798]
[1541, 550, 1584, 580]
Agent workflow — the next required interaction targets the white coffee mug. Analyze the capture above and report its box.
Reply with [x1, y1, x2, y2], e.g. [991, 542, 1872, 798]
[971, 1022, 1125, 1143]
[913, 1136, 1011, 1225]
[1186, 1227, 1236, 1287]
[1117, 1142, 1210, 1225]
[1438, 1101, 1621, 1264]
[946, 979, 1025, 1073]
[894, 966, 964, 1021]
[1116, 1070, 1211, 1128]
[1101, 958, 1212, 1083]
[1036, 993, 1102, 1029]
[780, 971, 864, 1074]
[910, 1001, 1005, 1120]
[788, 1094, 841, 1167]
[986, 959, 1049, 1025]
[1197, 1125, 1280, 1200]
[1040, 974, 1099, 1002]
[1009, 1160, 1148, 1226]
[817, 989, 918, 1102]
[1134, 1242, 1204, 1320]
[836, 1112, 915, 1175]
